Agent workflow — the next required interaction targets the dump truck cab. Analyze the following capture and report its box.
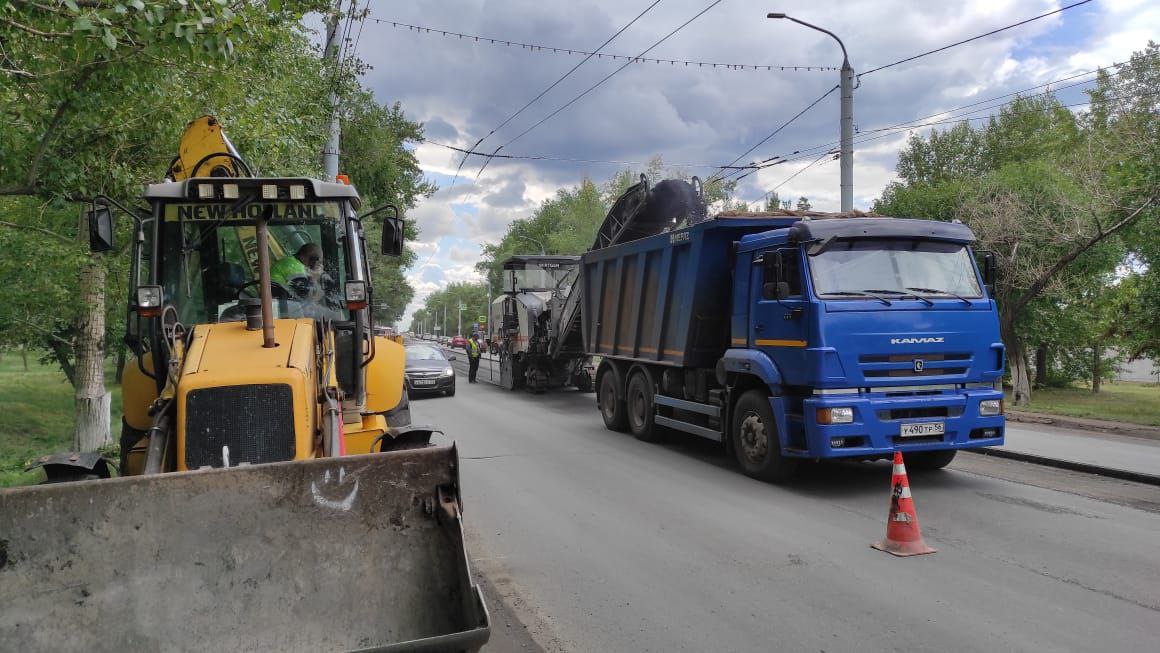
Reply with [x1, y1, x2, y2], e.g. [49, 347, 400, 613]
[728, 217, 1006, 460]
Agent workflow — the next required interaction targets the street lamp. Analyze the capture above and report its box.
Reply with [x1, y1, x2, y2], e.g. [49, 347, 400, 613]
[768, 12, 854, 212]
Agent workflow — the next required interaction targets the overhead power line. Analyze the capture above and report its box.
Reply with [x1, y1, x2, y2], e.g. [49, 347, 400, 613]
[474, 0, 725, 179]
[706, 84, 839, 184]
[450, 0, 661, 188]
[423, 138, 761, 170]
[729, 61, 1129, 178]
[860, 0, 1095, 77]
[366, 16, 837, 72]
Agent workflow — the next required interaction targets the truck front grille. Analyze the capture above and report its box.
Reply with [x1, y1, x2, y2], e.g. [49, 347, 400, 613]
[859, 352, 971, 380]
[185, 384, 296, 469]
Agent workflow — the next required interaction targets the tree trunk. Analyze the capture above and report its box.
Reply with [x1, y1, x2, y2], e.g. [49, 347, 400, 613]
[1000, 316, 1032, 406]
[74, 259, 111, 452]
[1034, 343, 1048, 388]
[1091, 345, 1102, 394]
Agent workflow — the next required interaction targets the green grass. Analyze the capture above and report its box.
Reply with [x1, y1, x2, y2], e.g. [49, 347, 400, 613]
[0, 357, 122, 487]
[1009, 380, 1160, 428]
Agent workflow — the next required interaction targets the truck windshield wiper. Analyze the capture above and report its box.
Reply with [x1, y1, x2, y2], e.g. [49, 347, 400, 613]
[864, 288, 934, 306]
[905, 287, 971, 305]
[823, 290, 892, 305]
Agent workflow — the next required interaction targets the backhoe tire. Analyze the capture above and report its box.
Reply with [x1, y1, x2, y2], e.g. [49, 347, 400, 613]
[905, 449, 957, 470]
[731, 391, 797, 483]
[598, 368, 628, 432]
[626, 372, 664, 443]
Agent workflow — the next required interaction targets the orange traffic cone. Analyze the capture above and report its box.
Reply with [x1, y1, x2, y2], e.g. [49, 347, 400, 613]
[872, 451, 936, 556]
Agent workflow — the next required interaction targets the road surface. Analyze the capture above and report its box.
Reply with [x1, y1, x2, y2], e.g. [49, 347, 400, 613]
[415, 357, 1160, 652]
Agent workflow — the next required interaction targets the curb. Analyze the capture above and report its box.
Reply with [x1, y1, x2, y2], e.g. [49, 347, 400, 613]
[963, 447, 1160, 487]
[1007, 411, 1160, 440]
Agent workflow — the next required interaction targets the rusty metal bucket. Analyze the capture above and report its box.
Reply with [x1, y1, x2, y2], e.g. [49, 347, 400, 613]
[0, 446, 489, 652]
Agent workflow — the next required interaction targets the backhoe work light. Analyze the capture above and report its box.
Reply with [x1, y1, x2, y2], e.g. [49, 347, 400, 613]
[197, 183, 215, 199]
[136, 285, 164, 318]
[816, 406, 854, 425]
[345, 280, 368, 310]
[222, 183, 239, 199]
[261, 184, 278, 200]
[289, 184, 306, 200]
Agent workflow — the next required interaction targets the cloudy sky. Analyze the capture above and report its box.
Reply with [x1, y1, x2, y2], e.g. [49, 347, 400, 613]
[335, 0, 1157, 326]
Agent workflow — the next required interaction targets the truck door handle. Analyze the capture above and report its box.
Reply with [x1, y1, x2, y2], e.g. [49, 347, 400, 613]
[754, 323, 764, 332]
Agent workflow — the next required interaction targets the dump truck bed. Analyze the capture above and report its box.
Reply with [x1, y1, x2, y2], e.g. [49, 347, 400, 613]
[0, 447, 489, 652]
[580, 215, 797, 368]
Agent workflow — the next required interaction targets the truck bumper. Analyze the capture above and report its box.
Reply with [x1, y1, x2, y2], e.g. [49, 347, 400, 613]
[782, 388, 1005, 459]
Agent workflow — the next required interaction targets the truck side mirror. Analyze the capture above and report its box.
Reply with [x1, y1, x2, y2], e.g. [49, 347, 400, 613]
[978, 250, 997, 295]
[382, 214, 405, 257]
[87, 203, 114, 252]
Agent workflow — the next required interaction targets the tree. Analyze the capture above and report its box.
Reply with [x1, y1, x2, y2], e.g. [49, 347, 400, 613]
[796, 196, 812, 211]
[0, 0, 342, 450]
[875, 59, 1158, 405]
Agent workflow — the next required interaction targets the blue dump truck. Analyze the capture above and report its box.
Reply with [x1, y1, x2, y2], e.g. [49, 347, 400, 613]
[581, 178, 1005, 482]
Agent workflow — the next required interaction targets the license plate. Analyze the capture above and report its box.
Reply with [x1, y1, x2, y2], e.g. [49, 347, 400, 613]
[412, 379, 436, 387]
[900, 421, 944, 438]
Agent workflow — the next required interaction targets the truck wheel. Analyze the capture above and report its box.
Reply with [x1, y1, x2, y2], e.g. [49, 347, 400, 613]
[626, 372, 664, 443]
[731, 391, 797, 483]
[598, 368, 628, 432]
[905, 449, 957, 470]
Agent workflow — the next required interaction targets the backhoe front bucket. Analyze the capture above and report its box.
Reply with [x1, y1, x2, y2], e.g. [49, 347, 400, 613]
[0, 446, 489, 652]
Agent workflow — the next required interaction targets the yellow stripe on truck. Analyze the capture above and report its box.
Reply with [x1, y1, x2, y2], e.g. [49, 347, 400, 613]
[755, 338, 808, 348]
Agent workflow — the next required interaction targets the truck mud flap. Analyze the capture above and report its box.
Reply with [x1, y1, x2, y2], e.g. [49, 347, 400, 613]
[0, 446, 490, 653]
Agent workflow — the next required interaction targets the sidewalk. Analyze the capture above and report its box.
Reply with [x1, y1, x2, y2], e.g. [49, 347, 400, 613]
[979, 420, 1160, 484]
[1007, 410, 1160, 440]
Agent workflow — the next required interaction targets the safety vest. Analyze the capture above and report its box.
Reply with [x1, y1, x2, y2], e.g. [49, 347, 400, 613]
[467, 340, 480, 357]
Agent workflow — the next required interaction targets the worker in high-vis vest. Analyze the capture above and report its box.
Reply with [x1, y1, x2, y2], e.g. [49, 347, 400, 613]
[271, 243, 323, 297]
[467, 333, 482, 383]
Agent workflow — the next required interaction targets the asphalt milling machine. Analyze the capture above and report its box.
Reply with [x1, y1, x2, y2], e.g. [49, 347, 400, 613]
[0, 117, 490, 652]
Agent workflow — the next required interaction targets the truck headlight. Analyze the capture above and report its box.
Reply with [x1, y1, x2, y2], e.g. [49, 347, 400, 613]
[979, 399, 1003, 416]
[816, 406, 854, 425]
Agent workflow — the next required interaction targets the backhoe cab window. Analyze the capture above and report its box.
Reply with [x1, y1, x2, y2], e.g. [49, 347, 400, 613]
[159, 201, 350, 325]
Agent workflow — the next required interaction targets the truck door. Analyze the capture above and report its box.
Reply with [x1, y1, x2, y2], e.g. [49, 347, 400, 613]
[752, 248, 809, 380]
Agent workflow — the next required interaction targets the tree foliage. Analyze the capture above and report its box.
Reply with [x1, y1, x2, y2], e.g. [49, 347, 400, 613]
[874, 43, 1159, 403]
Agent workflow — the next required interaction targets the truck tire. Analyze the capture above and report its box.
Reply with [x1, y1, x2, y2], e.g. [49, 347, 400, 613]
[731, 391, 797, 483]
[905, 449, 957, 470]
[626, 372, 664, 443]
[598, 367, 628, 432]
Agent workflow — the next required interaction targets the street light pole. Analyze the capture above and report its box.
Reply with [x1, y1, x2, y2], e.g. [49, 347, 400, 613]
[768, 13, 854, 212]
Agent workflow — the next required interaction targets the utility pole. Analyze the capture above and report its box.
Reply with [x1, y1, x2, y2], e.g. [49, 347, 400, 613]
[768, 13, 854, 211]
[322, 5, 342, 180]
[457, 303, 463, 337]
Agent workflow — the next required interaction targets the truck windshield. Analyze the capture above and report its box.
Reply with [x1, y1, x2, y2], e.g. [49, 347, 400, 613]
[504, 261, 579, 293]
[808, 239, 982, 299]
[158, 201, 350, 325]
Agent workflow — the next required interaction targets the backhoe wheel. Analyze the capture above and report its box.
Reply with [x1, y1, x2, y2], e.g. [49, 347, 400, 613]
[626, 372, 664, 443]
[905, 449, 957, 470]
[598, 368, 628, 432]
[731, 391, 797, 483]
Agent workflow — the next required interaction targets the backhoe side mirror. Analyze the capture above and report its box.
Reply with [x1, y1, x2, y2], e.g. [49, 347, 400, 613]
[381, 209, 405, 257]
[87, 203, 114, 252]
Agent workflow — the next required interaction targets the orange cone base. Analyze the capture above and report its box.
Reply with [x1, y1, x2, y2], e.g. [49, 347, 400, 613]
[871, 539, 936, 557]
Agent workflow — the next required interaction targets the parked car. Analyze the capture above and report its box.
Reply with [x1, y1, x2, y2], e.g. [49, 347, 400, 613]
[404, 344, 456, 397]
[450, 335, 468, 349]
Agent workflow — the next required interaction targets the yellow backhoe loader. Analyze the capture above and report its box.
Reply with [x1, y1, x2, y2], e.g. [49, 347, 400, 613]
[0, 117, 490, 652]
